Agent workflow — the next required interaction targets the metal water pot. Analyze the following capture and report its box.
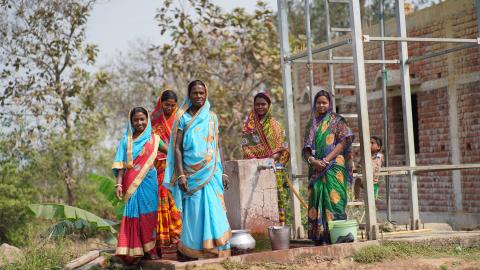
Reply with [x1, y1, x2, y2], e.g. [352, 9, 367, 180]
[230, 229, 256, 255]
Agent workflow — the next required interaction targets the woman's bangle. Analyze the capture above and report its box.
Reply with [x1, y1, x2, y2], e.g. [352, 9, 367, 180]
[322, 158, 330, 165]
[307, 156, 315, 164]
[115, 184, 122, 187]
[176, 174, 186, 182]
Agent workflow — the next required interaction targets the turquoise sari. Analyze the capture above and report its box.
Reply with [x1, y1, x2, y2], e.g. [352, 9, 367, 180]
[163, 96, 231, 258]
[112, 108, 160, 258]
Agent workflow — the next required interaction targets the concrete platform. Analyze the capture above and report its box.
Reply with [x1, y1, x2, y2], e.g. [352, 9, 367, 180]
[140, 230, 480, 269]
[141, 241, 378, 270]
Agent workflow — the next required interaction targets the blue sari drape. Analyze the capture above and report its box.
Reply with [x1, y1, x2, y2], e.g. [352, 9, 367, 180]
[163, 97, 231, 258]
[112, 108, 159, 257]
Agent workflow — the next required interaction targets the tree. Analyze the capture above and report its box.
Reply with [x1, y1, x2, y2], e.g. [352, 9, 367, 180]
[0, 0, 109, 205]
[154, 0, 283, 159]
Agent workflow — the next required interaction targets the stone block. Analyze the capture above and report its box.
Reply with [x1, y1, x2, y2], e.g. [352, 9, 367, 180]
[223, 158, 279, 235]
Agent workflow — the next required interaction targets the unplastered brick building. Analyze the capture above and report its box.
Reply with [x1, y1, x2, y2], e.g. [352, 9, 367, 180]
[291, 0, 480, 229]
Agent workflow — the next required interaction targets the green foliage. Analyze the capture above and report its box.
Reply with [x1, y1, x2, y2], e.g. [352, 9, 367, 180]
[153, 0, 283, 160]
[2, 238, 81, 270]
[0, 134, 38, 245]
[353, 244, 391, 263]
[28, 203, 117, 234]
[0, 0, 110, 205]
[88, 173, 125, 221]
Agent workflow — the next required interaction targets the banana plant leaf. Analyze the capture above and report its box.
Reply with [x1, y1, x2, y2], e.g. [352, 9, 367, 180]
[89, 173, 125, 221]
[28, 203, 117, 233]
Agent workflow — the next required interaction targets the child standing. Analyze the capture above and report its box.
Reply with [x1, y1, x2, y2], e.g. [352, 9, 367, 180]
[354, 136, 384, 201]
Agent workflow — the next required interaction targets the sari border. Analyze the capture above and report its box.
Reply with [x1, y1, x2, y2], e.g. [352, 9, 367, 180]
[116, 240, 156, 257]
[178, 241, 231, 259]
[169, 101, 190, 186]
[112, 162, 127, 170]
[124, 134, 160, 201]
[203, 230, 232, 249]
[185, 113, 219, 196]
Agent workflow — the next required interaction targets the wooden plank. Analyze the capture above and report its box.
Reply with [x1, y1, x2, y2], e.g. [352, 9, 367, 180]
[65, 250, 100, 270]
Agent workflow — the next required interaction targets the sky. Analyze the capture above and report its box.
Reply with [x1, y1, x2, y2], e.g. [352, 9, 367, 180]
[86, 0, 278, 66]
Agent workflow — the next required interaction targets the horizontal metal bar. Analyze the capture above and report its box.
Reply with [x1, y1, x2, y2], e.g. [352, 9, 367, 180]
[329, 0, 349, 3]
[335, 84, 356, 89]
[364, 35, 480, 44]
[347, 201, 364, 206]
[286, 39, 352, 62]
[380, 163, 480, 173]
[365, 59, 400, 64]
[407, 43, 477, 63]
[354, 171, 409, 177]
[332, 56, 352, 60]
[292, 59, 399, 64]
[340, 113, 358, 118]
[352, 143, 360, 147]
[331, 27, 351, 32]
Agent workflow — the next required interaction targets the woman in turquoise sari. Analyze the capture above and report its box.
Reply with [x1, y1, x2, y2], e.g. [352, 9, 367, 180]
[303, 90, 354, 245]
[112, 107, 164, 263]
[163, 80, 231, 259]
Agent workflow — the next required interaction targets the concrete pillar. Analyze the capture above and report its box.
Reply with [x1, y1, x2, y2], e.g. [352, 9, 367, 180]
[223, 159, 279, 236]
[446, 16, 463, 212]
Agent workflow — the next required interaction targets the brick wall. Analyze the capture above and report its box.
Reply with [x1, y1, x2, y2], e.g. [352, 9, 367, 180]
[293, 0, 480, 214]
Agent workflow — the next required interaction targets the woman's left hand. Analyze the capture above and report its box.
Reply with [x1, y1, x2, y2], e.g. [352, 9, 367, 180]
[312, 159, 327, 172]
[222, 174, 230, 190]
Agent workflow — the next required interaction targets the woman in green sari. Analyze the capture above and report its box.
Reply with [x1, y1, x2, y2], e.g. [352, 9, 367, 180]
[303, 90, 354, 245]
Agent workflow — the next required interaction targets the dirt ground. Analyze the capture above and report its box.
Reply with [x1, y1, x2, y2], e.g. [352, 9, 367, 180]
[201, 255, 480, 270]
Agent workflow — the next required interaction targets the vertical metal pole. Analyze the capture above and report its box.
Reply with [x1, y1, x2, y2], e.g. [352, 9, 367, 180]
[379, 0, 391, 221]
[277, 0, 304, 239]
[304, 0, 315, 105]
[395, 0, 420, 230]
[325, 0, 336, 111]
[349, 0, 378, 240]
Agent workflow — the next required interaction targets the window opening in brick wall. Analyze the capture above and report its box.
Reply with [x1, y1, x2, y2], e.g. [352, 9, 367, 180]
[412, 94, 420, 154]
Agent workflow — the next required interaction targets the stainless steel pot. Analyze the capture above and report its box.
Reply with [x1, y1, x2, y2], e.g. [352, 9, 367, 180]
[230, 229, 256, 255]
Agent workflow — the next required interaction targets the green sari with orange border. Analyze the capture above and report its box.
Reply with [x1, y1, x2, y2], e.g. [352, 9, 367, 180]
[304, 111, 353, 244]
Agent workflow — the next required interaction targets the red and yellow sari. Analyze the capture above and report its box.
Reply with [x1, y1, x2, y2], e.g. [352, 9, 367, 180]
[151, 97, 182, 258]
[241, 93, 290, 224]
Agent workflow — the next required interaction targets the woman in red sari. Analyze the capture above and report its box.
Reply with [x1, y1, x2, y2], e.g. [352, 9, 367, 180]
[151, 90, 182, 258]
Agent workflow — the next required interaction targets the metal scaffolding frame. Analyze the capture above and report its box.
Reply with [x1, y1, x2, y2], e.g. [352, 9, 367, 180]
[277, 0, 480, 240]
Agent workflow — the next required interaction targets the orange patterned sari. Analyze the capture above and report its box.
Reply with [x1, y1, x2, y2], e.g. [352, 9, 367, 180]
[151, 97, 182, 258]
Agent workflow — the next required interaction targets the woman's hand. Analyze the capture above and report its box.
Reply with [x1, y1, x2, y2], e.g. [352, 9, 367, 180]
[178, 175, 189, 192]
[222, 174, 230, 190]
[312, 159, 327, 172]
[115, 186, 123, 200]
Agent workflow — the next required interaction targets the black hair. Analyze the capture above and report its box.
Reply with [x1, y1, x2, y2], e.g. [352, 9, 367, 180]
[130, 107, 148, 122]
[313, 90, 331, 105]
[371, 136, 383, 149]
[254, 92, 271, 105]
[161, 90, 177, 102]
[187, 80, 206, 96]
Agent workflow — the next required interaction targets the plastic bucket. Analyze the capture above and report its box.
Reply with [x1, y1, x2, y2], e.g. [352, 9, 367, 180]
[268, 226, 290, 250]
[328, 219, 358, 244]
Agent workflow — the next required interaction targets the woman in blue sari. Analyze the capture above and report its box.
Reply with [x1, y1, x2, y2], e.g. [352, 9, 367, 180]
[112, 107, 164, 263]
[163, 80, 231, 259]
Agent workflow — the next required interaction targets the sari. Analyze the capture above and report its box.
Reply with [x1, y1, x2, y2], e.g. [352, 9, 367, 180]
[112, 108, 160, 259]
[241, 93, 290, 224]
[151, 96, 182, 258]
[163, 91, 231, 258]
[304, 93, 354, 244]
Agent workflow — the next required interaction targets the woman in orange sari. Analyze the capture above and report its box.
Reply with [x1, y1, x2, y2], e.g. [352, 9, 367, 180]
[151, 90, 182, 258]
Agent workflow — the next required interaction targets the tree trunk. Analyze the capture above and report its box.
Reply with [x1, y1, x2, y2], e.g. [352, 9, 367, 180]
[60, 85, 75, 205]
